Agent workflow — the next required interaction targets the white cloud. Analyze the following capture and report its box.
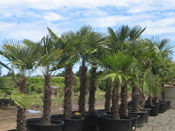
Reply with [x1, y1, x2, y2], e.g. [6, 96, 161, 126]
[82, 9, 108, 17]
[0, 0, 174, 41]
[0, 0, 134, 10]
[43, 12, 65, 22]
[0, 21, 63, 41]
[2, 0, 172, 10]
[86, 15, 131, 28]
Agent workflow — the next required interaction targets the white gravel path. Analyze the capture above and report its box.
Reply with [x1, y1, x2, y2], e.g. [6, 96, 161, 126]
[137, 109, 175, 131]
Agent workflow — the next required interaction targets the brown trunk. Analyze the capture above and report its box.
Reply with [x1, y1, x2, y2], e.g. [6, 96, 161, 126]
[139, 87, 146, 109]
[78, 60, 87, 115]
[17, 76, 27, 131]
[112, 80, 120, 120]
[105, 80, 111, 112]
[132, 84, 141, 112]
[148, 96, 153, 106]
[64, 67, 73, 120]
[120, 80, 128, 116]
[153, 96, 160, 103]
[42, 73, 52, 125]
[139, 93, 146, 109]
[88, 65, 97, 112]
[162, 83, 165, 102]
[172, 79, 174, 86]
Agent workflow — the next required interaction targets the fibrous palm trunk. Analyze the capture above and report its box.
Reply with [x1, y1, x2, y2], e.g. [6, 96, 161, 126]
[120, 80, 128, 116]
[132, 84, 140, 112]
[88, 65, 97, 112]
[148, 90, 153, 106]
[64, 67, 73, 120]
[79, 60, 87, 115]
[139, 87, 145, 109]
[105, 80, 111, 112]
[42, 73, 52, 125]
[17, 76, 27, 131]
[112, 80, 120, 120]
[162, 83, 165, 102]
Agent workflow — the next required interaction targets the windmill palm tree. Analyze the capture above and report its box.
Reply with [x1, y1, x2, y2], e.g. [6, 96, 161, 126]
[87, 31, 106, 112]
[127, 41, 148, 111]
[76, 25, 93, 115]
[96, 52, 135, 119]
[151, 38, 174, 102]
[35, 35, 63, 124]
[60, 32, 79, 120]
[0, 40, 40, 131]
[134, 39, 168, 107]
[47, 28, 80, 120]
[102, 25, 146, 116]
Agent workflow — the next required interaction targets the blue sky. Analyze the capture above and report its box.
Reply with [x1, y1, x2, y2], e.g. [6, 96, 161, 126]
[0, 0, 175, 75]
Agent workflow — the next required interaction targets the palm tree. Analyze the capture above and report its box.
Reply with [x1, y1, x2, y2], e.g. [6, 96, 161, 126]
[48, 28, 80, 120]
[128, 40, 149, 111]
[87, 31, 105, 112]
[102, 25, 146, 116]
[35, 35, 63, 124]
[60, 32, 79, 120]
[153, 39, 173, 102]
[96, 52, 135, 119]
[77, 25, 93, 115]
[138, 38, 173, 106]
[0, 40, 40, 131]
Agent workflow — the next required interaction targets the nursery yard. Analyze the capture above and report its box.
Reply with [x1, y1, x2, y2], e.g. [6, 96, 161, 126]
[1, 106, 175, 131]
[0, 101, 105, 131]
[0, 92, 105, 131]
[138, 109, 175, 131]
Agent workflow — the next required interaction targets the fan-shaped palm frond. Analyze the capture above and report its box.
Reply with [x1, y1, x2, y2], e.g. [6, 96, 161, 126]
[129, 26, 146, 42]
[142, 69, 162, 96]
[11, 91, 35, 108]
[2, 40, 40, 73]
[96, 52, 136, 84]
[0, 61, 11, 70]
[116, 25, 130, 42]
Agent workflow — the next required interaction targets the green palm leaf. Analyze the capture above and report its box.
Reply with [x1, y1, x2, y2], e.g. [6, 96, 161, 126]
[11, 91, 35, 108]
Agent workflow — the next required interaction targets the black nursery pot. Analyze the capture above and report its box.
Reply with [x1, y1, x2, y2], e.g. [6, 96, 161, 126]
[166, 101, 171, 110]
[98, 115, 132, 131]
[128, 111, 146, 127]
[26, 118, 64, 131]
[72, 110, 105, 131]
[96, 109, 111, 114]
[123, 115, 140, 131]
[141, 108, 151, 123]
[51, 114, 84, 131]
[145, 103, 159, 116]
[159, 102, 166, 113]
[82, 112, 102, 131]
[164, 102, 167, 111]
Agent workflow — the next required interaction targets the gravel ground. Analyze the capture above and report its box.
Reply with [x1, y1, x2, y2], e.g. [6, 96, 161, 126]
[137, 109, 175, 131]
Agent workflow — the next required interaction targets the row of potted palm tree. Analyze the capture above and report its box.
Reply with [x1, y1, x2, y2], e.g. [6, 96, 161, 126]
[0, 25, 174, 131]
